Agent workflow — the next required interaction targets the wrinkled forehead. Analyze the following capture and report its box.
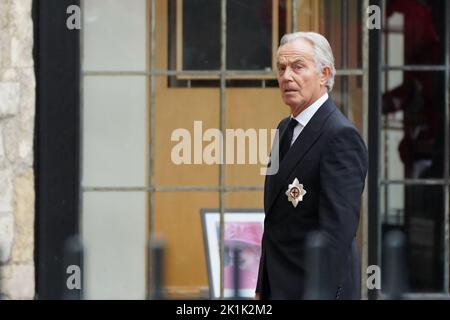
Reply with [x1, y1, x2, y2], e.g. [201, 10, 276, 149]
[277, 39, 315, 64]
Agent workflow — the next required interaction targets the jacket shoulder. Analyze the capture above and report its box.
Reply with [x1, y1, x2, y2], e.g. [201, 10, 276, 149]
[320, 104, 366, 151]
[323, 105, 360, 136]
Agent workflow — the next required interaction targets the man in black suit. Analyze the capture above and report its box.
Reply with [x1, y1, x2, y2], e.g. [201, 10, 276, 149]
[255, 32, 368, 300]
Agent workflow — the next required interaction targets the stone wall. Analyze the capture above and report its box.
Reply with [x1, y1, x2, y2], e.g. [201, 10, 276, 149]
[0, 0, 35, 299]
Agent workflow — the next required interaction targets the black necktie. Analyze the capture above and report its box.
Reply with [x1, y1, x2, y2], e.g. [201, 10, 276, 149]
[279, 118, 298, 161]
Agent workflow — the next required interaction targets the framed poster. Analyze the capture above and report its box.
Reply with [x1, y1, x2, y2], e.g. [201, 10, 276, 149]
[201, 209, 264, 299]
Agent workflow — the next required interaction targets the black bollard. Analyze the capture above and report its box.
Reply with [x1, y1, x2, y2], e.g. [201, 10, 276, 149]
[232, 247, 241, 299]
[148, 238, 165, 300]
[62, 235, 84, 300]
[303, 231, 331, 300]
[382, 229, 409, 299]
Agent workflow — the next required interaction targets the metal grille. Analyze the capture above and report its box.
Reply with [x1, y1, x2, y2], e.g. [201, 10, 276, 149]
[374, 0, 450, 297]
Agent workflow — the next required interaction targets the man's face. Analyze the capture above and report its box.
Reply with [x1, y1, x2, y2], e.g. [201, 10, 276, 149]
[276, 38, 328, 115]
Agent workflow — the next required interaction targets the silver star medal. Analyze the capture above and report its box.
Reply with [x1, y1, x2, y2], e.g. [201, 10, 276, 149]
[285, 178, 307, 208]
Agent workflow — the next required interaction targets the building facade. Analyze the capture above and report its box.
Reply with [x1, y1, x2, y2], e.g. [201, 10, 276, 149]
[0, 0, 35, 300]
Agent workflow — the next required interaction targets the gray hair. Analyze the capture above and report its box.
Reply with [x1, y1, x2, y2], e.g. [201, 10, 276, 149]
[279, 32, 336, 92]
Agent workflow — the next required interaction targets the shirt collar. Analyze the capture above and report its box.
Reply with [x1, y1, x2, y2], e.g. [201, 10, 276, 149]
[291, 92, 329, 127]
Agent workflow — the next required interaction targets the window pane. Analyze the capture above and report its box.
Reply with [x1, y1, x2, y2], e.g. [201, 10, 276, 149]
[82, 76, 146, 187]
[380, 184, 445, 292]
[227, 0, 273, 70]
[382, 0, 445, 66]
[182, 0, 221, 70]
[381, 71, 445, 179]
[82, 0, 147, 71]
[181, 0, 274, 71]
[83, 192, 146, 299]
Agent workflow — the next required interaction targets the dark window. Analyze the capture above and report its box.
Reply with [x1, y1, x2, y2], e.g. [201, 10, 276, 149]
[182, 0, 221, 70]
[168, 0, 287, 87]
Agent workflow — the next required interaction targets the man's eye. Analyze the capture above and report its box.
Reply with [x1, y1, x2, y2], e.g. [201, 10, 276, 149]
[295, 64, 303, 70]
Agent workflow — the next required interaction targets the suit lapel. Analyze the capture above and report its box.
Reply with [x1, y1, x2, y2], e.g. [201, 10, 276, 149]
[265, 98, 337, 215]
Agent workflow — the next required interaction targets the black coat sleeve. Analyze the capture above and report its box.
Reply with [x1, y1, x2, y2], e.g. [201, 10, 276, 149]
[256, 119, 287, 294]
[318, 126, 368, 293]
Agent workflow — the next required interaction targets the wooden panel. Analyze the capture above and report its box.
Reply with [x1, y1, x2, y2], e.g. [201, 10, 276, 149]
[154, 192, 217, 292]
[225, 88, 288, 186]
[310, 0, 322, 32]
[154, 88, 220, 186]
[296, 0, 312, 31]
[225, 191, 264, 209]
[296, 0, 322, 32]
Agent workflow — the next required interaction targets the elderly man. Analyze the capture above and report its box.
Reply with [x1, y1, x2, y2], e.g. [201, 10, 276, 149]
[256, 32, 368, 300]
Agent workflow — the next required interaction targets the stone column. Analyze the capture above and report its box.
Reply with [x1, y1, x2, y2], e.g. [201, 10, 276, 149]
[0, 0, 35, 299]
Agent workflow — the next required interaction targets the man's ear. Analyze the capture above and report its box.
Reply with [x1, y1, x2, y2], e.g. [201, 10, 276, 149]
[320, 66, 331, 87]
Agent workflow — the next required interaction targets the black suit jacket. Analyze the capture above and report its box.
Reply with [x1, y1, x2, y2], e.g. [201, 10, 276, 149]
[256, 97, 368, 299]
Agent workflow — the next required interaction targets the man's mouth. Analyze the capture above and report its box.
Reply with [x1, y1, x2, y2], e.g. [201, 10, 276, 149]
[284, 89, 297, 93]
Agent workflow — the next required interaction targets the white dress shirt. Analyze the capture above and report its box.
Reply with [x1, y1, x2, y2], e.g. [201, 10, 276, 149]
[290, 93, 329, 146]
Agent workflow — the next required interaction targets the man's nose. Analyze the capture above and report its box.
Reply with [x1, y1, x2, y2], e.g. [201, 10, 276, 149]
[281, 66, 294, 81]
